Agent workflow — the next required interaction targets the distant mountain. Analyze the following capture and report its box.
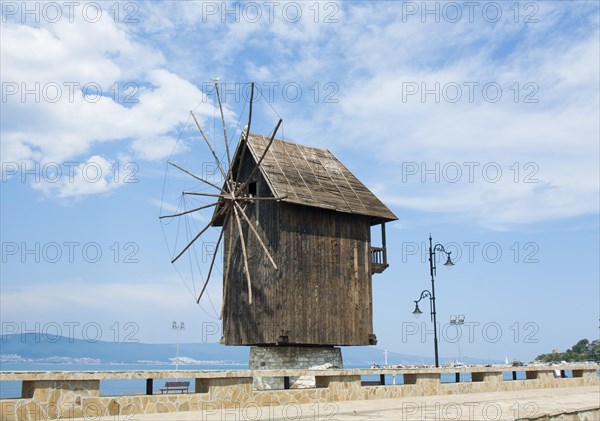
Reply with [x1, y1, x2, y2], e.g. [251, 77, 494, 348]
[0, 334, 247, 364]
[0, 334, 495, 366]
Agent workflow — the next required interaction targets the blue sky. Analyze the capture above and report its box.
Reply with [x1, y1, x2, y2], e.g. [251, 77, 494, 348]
[1, 1, 598, 363]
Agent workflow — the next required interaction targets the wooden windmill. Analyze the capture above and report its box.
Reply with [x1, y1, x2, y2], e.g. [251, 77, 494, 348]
[161, 82, 397, 347]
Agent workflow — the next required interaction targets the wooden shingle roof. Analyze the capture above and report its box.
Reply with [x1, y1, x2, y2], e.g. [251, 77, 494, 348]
[244, 133, 397, 223]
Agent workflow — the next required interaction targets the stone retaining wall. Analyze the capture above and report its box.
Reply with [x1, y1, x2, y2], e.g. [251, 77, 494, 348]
[1, 365, 598, 420]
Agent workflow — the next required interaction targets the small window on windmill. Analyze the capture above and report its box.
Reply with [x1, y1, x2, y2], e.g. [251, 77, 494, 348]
[248, 181, 257, 197]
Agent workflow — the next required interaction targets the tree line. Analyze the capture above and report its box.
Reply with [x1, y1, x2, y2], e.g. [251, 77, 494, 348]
[536, 339, 598, 363]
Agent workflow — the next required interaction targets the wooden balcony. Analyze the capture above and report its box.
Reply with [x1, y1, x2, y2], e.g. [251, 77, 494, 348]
[371, 246, 389, 274]
[371, 222, 390, 274]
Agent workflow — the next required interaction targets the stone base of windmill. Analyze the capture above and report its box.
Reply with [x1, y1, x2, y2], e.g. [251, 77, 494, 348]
[249, 346, 343, 390]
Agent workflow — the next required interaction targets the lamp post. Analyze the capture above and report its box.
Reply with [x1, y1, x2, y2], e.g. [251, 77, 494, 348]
[450, 314, 465, 365]
[172, 321, 185, 370]
[412, 234, 454, 368]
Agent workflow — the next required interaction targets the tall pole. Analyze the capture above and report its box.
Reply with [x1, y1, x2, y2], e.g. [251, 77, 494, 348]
[428, 234, 440, 368]
[450, 315, 464, 363]
[175, 327, 180, 371]
[456, 325, 462, 363]
[172, 321, 185, 371]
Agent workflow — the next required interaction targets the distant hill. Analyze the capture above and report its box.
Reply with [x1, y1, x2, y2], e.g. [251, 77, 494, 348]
[536, 338, 599, 363]
[0, 334, 247, 364]
[0, 334, 494, 366]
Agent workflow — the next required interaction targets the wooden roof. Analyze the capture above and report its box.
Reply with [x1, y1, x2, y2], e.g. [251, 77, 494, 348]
[244, 133, 398, 223]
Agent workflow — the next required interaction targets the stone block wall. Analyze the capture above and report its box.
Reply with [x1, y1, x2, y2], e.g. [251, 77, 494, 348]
[1, 365, 598, 420]
[249, 346, 343, 390]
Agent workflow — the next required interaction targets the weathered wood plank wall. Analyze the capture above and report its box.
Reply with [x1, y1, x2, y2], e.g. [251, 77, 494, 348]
[221, 150, 375, 346]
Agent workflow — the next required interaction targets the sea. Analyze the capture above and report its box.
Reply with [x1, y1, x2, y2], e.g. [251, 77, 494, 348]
[0, 362, 546, 399]
[0, 362, 247, 399]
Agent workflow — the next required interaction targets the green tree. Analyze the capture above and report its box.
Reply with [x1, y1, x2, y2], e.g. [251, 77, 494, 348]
[536, 338, 598, 362]
[570, 339, 589, 354]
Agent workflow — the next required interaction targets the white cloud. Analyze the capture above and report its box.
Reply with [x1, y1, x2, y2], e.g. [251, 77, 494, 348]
[1, 10, 219, 199]
[1, 68, 214, 183]
[1, 1, 597, 226]
[273, 3, 600, 229]
[30, 155, 119, 198]
[245, 63, 273, 81]
[0, 278, 224, 343]
[1, 10, 163, 84]
[130, 135, 188, 162]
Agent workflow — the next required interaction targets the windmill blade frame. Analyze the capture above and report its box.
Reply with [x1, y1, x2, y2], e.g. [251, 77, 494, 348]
[161, 80, 282, 310]
[233, 203, 253, 304]
[196, 222, 225, 304]
[160, 201, 219, 219]
[234, 82, 254, 185]
[168, 161, 223, 191]
[190, 110, 229, 182]
[236, 118, 282, 196]
[233, 201, 277, 270]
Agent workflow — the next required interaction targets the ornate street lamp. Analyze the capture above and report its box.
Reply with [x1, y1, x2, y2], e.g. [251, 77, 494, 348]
[412, 234, 454, 368]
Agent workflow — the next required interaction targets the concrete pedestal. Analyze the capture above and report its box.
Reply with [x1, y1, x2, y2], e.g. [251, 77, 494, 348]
[249, 346, 343, 390]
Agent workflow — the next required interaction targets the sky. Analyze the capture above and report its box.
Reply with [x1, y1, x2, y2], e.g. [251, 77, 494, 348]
[1, 1, 599, 364]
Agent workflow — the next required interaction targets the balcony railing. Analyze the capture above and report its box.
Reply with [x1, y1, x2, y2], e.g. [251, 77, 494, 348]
[371, 246, 388, 274]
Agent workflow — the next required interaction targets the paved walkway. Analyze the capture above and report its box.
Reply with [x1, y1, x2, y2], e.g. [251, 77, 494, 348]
[73, 386, 599, 420]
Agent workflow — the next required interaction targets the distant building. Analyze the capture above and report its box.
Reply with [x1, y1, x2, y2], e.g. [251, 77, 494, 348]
[552, 349, 561, 354]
